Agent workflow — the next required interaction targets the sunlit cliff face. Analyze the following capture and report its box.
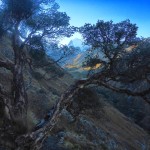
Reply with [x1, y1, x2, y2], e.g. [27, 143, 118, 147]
[65, 61, 101, 71]
[83, 63, 101, 71]
[126, 45, 138, 52]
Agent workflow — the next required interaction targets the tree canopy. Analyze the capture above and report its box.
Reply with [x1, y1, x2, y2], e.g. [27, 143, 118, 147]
[80, 20, 139, 68]
[80, 20, 150, 104]
[0, 0, 75, 44]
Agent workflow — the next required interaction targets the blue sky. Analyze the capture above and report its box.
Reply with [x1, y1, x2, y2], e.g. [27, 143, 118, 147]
[56, 0, 150, 44]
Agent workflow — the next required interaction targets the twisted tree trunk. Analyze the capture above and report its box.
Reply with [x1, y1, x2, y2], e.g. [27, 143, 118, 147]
[9, 22, 28, 131]
[0, 22, 28, 149]
[11, 54, 28, 130]
[16, 80, 87, 150]
[15, 69, 150, 150]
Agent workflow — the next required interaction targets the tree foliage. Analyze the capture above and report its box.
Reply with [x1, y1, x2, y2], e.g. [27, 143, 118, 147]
[80, 20, 150, 104]
[80, 20, 138, 68]
[3, 0, 33, 20]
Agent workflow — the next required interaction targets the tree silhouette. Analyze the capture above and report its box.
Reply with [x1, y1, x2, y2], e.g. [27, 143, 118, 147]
[0, 0, 75, 139]
[80, 20, 150, 104]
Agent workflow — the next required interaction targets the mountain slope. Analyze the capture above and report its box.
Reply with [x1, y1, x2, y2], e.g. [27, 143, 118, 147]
[0, 36, 149, 150]
[42, 87, 150, 150]
[0, 36, 74, 129]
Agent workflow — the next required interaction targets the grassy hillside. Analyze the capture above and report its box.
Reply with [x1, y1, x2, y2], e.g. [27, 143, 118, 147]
[42, 87, 150, 150]
[0, 36, 74, 130]
[0, 36, 150, 150]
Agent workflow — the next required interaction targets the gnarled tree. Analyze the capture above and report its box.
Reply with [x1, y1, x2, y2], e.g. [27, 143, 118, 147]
[15, 21, 150, 150]
[0, 0, 75, 148]
[0, 1, 150, 149]
[80, 20, 150, 103]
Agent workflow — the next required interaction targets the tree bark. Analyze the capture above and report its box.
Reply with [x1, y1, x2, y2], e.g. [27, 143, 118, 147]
[10, 22, 28, 132]
[11, 55, 28, 130]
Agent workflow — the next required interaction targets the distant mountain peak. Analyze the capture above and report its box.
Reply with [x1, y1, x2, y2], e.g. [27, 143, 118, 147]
[68, 38, 90, 52]
[68, 38, 84, 48]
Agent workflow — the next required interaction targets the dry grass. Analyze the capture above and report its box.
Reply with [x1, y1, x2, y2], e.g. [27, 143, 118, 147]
[0, 36, 74, 130]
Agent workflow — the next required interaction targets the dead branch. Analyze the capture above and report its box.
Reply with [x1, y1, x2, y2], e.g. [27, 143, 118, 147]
[0, 59, 14, 72]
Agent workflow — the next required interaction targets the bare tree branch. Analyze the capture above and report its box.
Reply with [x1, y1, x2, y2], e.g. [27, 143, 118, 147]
[0, 59, 14, 72]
